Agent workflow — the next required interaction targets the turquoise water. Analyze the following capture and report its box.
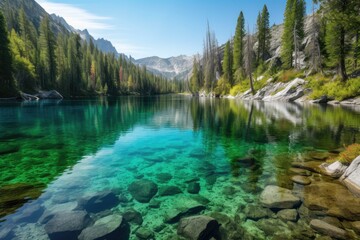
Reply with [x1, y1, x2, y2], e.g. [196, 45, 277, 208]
[0, 96, 359, 239]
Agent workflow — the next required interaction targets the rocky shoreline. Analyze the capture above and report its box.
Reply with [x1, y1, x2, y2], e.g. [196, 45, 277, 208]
[197, 78, 360, 106]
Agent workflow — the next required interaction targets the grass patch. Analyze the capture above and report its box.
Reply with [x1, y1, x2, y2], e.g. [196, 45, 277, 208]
[307, 74, 360, 100]
[327, 143, 360, 165]
[276, 69, 304, 83]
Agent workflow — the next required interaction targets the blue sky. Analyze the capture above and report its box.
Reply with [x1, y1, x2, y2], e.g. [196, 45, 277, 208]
[36, 0, 315, 59]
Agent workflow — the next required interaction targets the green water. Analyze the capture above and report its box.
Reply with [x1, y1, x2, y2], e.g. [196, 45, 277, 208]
[0, 96, 359, 239]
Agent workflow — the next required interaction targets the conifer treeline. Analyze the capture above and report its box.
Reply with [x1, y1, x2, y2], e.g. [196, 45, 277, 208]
[0, 8, 184, 98]
[189, 0, 360, 96]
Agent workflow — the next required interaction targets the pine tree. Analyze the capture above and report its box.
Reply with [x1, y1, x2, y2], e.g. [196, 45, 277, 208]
[0, 11, 16, 97]
[245, 27, 255, 94]
[189, 56, 200, 93]
[256, 5, 271, 64]
[222, 41, 233, 86]
[39, 16, 56, 89]
[281, 0, 306, 69]
[233, 11, 246, 76]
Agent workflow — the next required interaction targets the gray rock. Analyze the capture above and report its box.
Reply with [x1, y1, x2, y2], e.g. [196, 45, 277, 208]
[187, 182, 200, 194]
[122, 209, 143, 225]
[320, 161, 347, 178]
[77, 190, 119, 213]
[78, 214, 130, 240]
[291, 175, 311, 185]
[177, 215, 220, 240]
[159, 185, 182, 196]
[128, 179, 158, 203]
[340, 155, 360, 197]
[310, 219, 348, 240]
[135, 227, 154, 239]
[44, 210, 93, 240]
[260, 185, 301, 209]
[277, 209, 298, 222]
[311, 95, 328, 104]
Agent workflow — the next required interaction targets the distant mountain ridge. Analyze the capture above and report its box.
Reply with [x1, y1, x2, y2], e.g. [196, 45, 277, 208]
[134, 55, 193, 80]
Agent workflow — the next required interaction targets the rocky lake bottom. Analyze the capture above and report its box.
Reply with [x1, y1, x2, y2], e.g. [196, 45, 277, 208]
[0, 96, 359, 239]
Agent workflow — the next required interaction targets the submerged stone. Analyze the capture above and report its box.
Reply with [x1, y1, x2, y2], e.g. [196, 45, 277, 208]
[135, 227, 154, 240]
[321, 161, 347, 178]
[291, 161, 322, 173]
[260, 185, 301, 209]
[277, 209, 298, 222]
[164, 196, 206, 223]
[128, 179, 158, 203]
[122, 209, 143, 225]
[187, 182, 200, 194]
[77, 190, 119, 213]
[177, 215, 220, 240]
[44, 210, 93, 240]
[243, 204, 274, 220]
[289, 168, 312, 176]
[310, 219, 348, 240]
[78, 214, 130, 240]
[159, 185, 182, 196]
[291, 175, 311, 185]
[304, 181, 360, 220]
[156, 173, 173, 183]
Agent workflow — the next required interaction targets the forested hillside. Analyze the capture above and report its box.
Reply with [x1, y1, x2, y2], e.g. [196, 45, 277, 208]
[0, 0, 184, 98]
[189, 0, 360, 100]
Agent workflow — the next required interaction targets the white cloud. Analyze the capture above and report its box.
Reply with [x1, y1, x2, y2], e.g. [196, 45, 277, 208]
[35, 0, 113, 31]
[113, 41, 151, 59]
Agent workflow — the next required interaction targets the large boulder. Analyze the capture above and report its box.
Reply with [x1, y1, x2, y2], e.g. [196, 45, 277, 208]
[340, 155, 360, 197]
[177, 215, 220, 240]
[304, 181, 360, 220]
[44, 211, 93, 240]
[310, 219, 348, 240]
[77, 190, 119, 213]
[78, 214, 130, 240]
[260, 185, 301, 209]
[128, 180, 158, 203]
[122, 209, 143, 225]
[321, 161, 348, 178]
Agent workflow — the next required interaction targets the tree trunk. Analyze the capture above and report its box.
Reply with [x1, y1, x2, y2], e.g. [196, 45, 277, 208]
[339, 27, 348, 81]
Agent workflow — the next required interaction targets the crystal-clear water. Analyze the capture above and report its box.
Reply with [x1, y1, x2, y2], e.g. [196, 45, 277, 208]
[0, 96, 359, 239]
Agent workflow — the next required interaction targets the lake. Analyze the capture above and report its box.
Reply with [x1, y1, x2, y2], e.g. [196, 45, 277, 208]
[0, 95, 359, 239]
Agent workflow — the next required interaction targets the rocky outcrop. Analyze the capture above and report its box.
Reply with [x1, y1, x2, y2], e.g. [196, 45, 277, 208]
[44, 211, 93, 240]
[320, 161, 348, 178]
[310, 219, 348, 240]
[260, 185, 301, 209]
[340, 155, 360, 197]
[78, 214, 130, 240]
[262, 78, 306, 102]
[177, 215, 220, 240]
[128, 179, 158, 203]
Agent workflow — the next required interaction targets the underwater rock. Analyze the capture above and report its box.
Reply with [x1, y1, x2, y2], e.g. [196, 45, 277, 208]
[177, 215, 220, 240]
[190, 195, 211, 205]
[78, 214, 130, 240]
[310, 219, 348, 240]
[135, 227, 154, 239]
[340, 155, 360, 197]
[244, 204, 274, 220]
[208, 212, 244, 240]
[149, 199, 161, 208]
[205, 175, 218, 186]
[185, 177, 200, 183]
[260, 185, 301, 209]
[291, 175, 311, 185]
[255, 218, 290, 237]
[289, 168, 312, 176]
[128, 179, 158, 203]
[164, 196, 206, 223]
[159, 185, 182, 196]
[156, 173, 173, 183]
[291, 161, 322, 173]
[77, 190, 119, 213]
[187, 182, 200, 194]
[122, 209, 143, 225]
[44, 210, 93, 240]
[0, 144, 19, 155]
[321, 161, 347, 178]
[0, 226, 14, 240]
[277, 209, 298, 222]
[304, 181, 360, 220]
